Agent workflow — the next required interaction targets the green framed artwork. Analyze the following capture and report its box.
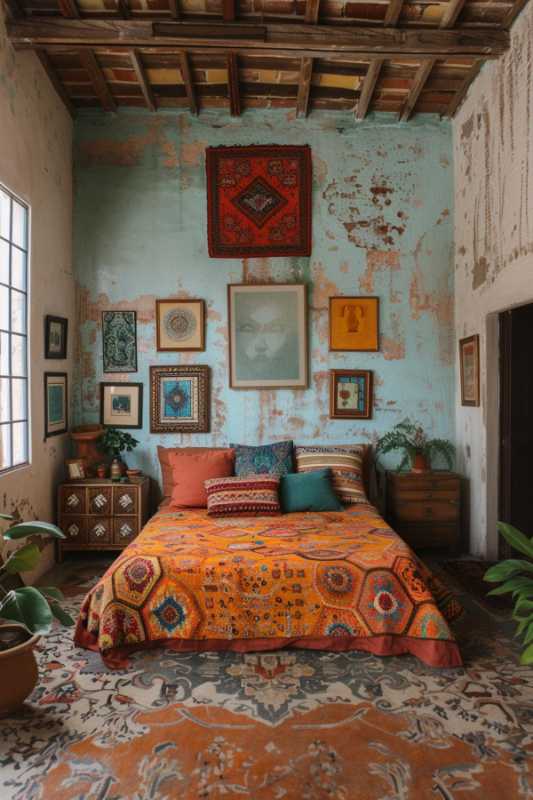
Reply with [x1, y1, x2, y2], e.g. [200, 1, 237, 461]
[44, 372, 68, 438]
[102, 311, 137, 373]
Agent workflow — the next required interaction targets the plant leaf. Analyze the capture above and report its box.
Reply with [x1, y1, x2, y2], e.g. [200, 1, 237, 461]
[0, 513, 14, 521]
[484, 559, 533, 583]
[497, 522, 533, 559]
[487, 576, 533, 596]
[3, 521, 66, 541]
[3, 542, 41, 574]
[0, 587, 53, 634]
[48, 601, 75, 627]
[520, 642, 533, 665]
[39, 586, 64, 601]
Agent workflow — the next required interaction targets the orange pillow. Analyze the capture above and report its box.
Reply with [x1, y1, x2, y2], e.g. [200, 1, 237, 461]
[168, 449, 235, 508]
[157, 445, 233, 501]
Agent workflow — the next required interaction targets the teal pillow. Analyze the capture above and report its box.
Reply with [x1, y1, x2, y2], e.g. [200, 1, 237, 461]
[280, 469, 343, 513]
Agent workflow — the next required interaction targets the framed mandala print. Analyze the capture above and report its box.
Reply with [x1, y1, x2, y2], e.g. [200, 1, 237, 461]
[156, 299, 205, 352]
[150, 365, 210, 433]
[102, 311, 137, 373]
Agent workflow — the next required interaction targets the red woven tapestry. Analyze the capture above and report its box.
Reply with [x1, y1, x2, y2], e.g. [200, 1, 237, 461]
[206, 145, 312, 258]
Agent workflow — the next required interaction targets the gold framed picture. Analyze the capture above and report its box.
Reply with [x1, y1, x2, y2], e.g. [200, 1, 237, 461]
[150, 365, 210, 433]
[156, 299, 205, 352]
[459, 334, 480, 406]
[330, 369, 373, 419]
[329, 296, 379, 352]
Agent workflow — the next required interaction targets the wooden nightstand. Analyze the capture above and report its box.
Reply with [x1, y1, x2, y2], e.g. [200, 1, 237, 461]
[386, 471, 461, 552]
[57, 477, 150, 561]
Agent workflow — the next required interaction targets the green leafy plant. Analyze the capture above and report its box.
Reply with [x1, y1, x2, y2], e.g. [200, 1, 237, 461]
[375, 418, 455, 472]
[484, 522, 533, 665]
[99, 427, 139, 458]
[0, 513, 74, 636]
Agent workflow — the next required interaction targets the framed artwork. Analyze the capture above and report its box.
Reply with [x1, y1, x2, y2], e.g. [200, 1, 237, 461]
[206, 145, 312, 258]
[44, 315, 68, 359]
[329, 296, 379, 352]
[330, 369, 373, 420]
[150, 365, 210, 433]
[156, 299, 205, 352]
[65, 458, 87, 480]
[102, 311, 137, 373]
[459, 334, 480, 406]
[228, 283, 308, 389]
[44, 372, 68, 438]
[100, 382, 143, 429]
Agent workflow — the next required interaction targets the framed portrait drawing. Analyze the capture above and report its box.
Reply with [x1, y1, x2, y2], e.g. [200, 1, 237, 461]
[330, 370, 373, 420]
[102, 311, 137, 373]
[100, 382, 143, 429]
[45, 315, 68, 359]
[150, 365, 210, 433]
[329, 296, 379, 352]
[228, 283, 308, 389]
[459, 334, 480, 406]
[156, 299, 205, 352]
[44, 372, 68, 438]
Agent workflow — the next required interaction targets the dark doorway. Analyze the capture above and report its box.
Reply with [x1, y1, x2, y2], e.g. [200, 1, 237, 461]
[499, 303, 533, 557]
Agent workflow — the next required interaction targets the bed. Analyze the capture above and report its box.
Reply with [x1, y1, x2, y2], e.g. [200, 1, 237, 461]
[74, 502, 462, 668]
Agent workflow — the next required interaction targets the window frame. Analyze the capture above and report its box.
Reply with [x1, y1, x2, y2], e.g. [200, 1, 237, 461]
[0, 182, 31, 476]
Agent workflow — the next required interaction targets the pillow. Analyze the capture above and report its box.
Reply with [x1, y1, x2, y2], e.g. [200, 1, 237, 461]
[168, 450, 235, 508]
[205, 475, 281, 517]
[157, 446, 234, 501]
[294, 445, 368, 505]
[280, 469, 343, 513]
[231, 440, 294, 477]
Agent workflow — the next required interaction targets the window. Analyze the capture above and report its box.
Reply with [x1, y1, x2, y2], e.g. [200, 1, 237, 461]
[0, 184, 29, 473]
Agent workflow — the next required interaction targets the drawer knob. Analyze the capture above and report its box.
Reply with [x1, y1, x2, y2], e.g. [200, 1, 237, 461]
[119, 523, 133, 538]
[119, 494, 133, 509]
[66, 494, 80, 508]
[67, 524, 79, 538]
[93, 494, 108, 510]
[425, 507, 433, 516]
[92, 523, 107, 538]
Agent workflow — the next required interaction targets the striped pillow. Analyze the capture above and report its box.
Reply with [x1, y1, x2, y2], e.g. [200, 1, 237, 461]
[205, 475, 281, 517]
[294, 445, 368, 505]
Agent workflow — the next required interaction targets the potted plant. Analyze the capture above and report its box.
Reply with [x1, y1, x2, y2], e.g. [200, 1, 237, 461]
[375, 418, 455, 472]
[98, 427, 139, 480]
[484, 522, 533, 665]
[0, 513, 74, 714]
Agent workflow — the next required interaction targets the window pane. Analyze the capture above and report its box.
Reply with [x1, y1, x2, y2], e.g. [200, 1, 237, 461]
[0, 378, 10, 422]
[0, 423, 11, 470]
[11, 334, 26, 377]
[11, 289, 26, 335]
[12, 421, 27, 465]
[12, 201, 27, 250]
[0, 239, 8, 285]
[0, 284, 8, 329]
[0, 332, 8, 375]
[0, 190, 9, 240]
[11, 247, 26, 292]
[12, 378, 27, 421]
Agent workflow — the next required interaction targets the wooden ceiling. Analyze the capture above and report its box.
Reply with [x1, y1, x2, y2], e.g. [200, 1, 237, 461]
[3, 0, 528, 120]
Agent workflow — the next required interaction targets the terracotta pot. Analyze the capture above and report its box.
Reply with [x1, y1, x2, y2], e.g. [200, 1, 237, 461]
[0, 624, 40, 715]
[411, 452, 430, 473]
[71, 425, 104, 475]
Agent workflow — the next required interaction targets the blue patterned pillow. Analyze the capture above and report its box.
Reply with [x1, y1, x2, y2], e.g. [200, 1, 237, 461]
[231, 440, 294, 477]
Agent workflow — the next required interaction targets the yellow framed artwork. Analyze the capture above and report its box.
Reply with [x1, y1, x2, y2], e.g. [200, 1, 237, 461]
[329, 296, 379, 352]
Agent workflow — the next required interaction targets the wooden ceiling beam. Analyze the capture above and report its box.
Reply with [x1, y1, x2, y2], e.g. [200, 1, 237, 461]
[439, 0, 466, 28]
[117, 0, 130, 18]
[446, 58, 483, 116]
[227, 52, 240, 115]
[305, 0, 320, 25]
[384, 0, 403, 26]
[35, 48, 75, 116]
[78, 49, 116, 110]
[57, 0, 80, 19]
[504, 0, 529, 28]
[222, 0, 236, 22]
[130, 48, 156, 110]
[6, 19, 509, 59]
[179, 51, 197, 114]
[355, 57, 382, 119]
[296, 55, 313, 117]
[168, 0, 180, 19]
[399, 58, 435, 121]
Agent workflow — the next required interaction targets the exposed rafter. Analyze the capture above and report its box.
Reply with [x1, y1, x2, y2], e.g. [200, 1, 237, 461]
[227, 52, 240, 115]
[116, 0, 130, 19]
[439, 0, 466, 29]
[384, 0, 403, 26]
[168, 0, 179, 19]
[130, 48, 156, 110]
[305, 0, 320, 25]
[222, 0, 235, 22]
[399, 58, 435, 121]
[446, 58, 483, 116]
[179, 51, 197, 115]
[355, 58, 382, 120]
[57, 0, 79, 19]
[296, 56, 313, 117]
[35, 48, 75, 116]
[78, 48, 116, 111]
[504, 0, 530, 27]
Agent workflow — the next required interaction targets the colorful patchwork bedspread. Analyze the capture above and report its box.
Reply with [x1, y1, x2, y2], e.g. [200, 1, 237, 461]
[75, 505, 462, 668]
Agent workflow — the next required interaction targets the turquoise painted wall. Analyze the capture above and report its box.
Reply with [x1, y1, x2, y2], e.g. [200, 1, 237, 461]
[73, 109, 454, 482]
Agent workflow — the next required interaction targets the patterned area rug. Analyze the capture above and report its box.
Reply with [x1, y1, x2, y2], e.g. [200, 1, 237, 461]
[1, 562, 532, 799]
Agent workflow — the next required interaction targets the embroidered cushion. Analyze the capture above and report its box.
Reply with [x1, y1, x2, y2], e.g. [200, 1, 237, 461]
[157, 446, 234, 503]
[280, 469, 343, 513]
[168, 450, 235, 508]
[294, 445, 368, 505]
[205, 475, 281, 517]
[231, 440, 294, 476]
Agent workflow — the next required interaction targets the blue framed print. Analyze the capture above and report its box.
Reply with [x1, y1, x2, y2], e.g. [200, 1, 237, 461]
[44, 372, 68, 438]
[150, 365, 209, 433]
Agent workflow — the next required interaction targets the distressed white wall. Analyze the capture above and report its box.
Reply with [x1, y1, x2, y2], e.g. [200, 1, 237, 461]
[0, 9, 74, 574]
[453, 2, 533, 557]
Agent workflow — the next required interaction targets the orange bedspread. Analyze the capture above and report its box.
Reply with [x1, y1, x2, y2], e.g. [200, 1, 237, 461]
[75, 504, 462, 668]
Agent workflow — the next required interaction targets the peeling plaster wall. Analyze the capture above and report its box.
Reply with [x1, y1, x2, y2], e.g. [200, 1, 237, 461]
[453, 2, 533, 557]
[0, 9, 74, 573]
[74, 109, 454, 495]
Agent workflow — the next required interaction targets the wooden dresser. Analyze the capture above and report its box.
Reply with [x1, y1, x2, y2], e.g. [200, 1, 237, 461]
[386, 471, 461, 552]
[57, 477, 150, 561]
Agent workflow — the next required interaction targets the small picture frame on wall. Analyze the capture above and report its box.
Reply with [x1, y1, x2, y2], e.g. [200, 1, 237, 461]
[156, 299, 206, 352]
[100, 382, 143, 429]
[44, 315, 68, 359]
[44, 372, 68, 438]
[329, 296, 379, 352]
[102, 311, 137, 373]
[150, 365, 210, 433]
[459, 334, 480, 406]
[65, 458, 87, 480]
[329, 369, 373, 420]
